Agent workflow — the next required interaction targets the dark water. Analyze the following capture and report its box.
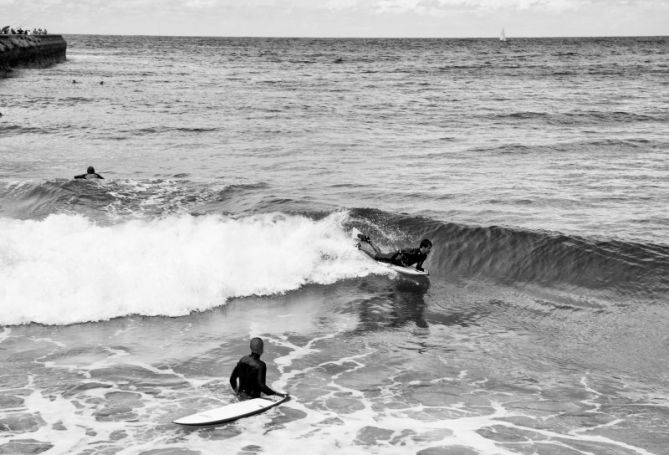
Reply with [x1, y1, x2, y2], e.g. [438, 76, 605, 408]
[0, 35, 668, 454]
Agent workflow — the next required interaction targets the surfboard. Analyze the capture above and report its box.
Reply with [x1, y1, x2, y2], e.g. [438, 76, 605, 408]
[173, 395, 289, 426]
[351, 228, 429, 276]
[382, 262, 429, 276]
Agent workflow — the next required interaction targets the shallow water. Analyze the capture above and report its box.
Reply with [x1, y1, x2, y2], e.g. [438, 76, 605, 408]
[2, 280, 667, 454]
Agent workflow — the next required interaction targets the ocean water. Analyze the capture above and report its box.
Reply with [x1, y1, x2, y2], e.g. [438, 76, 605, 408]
[0, 35, 668, 454]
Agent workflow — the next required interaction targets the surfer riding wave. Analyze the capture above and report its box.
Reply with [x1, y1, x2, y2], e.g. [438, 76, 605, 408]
[357, 233, 432, 272]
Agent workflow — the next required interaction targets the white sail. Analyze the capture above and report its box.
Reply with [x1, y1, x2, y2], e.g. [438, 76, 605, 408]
[500, 28, 507, 42]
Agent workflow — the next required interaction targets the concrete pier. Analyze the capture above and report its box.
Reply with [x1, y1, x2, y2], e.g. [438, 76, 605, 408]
[0, 35, 67, 77]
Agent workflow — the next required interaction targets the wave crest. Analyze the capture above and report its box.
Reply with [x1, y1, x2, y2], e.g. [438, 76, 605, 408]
[0, 212, 373, 325]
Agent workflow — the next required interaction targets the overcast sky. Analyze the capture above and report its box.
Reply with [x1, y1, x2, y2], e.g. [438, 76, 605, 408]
[2, 0, 668, 37]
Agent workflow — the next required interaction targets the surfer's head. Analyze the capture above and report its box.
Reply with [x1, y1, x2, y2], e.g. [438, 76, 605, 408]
[419, 238, 432, 253]
[87, 166, 95, 174]
[250, 337, 264, 355]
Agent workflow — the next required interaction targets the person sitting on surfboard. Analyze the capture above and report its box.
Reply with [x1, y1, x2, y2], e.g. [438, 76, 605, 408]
[74, 166, 104, 180]
[358, 235, 432, 272]
[229, 337, 288, 399]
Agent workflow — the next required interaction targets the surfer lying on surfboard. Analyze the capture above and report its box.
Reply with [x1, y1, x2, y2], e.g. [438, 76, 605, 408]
[357, 234, 432, 272]
[229, 337, 289, 400]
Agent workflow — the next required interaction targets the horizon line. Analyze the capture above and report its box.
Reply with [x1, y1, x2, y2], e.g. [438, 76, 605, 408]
[57, 33, 669, 40]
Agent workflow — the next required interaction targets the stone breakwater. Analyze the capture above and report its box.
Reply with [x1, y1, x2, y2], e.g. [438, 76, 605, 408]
[0, 35, 67, 76]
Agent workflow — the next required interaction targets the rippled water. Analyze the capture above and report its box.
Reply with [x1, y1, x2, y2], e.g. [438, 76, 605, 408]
[0, 35, 668, 454]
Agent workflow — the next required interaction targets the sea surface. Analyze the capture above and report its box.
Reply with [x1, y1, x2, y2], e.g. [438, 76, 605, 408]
[1, 35, 668, 455]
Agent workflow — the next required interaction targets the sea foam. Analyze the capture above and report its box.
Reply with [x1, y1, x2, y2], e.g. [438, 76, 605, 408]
[0, 212, 374, 325]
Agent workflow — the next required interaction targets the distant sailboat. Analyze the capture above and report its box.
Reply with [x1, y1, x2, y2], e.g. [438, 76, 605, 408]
[500, 28, 507, 42]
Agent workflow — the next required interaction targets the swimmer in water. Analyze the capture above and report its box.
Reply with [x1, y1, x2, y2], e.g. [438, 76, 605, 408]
[74, 166, 104, 179]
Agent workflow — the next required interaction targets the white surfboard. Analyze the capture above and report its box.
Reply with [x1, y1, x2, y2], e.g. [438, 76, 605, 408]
[382, 262, 429, 276]
[174, 395, 288, 426]
[351, 228, 429, 276]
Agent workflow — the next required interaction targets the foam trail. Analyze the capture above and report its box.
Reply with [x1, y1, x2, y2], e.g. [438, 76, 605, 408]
[0, 212, 376, 325]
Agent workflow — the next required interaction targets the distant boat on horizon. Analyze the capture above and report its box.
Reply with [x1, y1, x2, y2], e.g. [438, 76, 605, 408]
[500, 28, 507, 42]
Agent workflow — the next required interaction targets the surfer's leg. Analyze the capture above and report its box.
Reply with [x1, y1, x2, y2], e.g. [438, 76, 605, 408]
[358, 242, 377, 258]
[357, 233, 370, 243]
[374, 252, 395, 263]
[364, 239, 382, 255]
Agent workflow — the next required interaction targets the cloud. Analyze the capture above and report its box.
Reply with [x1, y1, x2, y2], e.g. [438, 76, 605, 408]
[183, 0, 217, 7]
[326, 0, 361, 10]
[315, 0, 668, 15]
[3, 0, 667, 36]
[5, 0, 667, 16]
[371, 0, 583, 14]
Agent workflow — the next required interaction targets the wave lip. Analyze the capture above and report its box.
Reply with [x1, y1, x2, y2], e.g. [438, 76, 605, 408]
[0, 212, 373, 326]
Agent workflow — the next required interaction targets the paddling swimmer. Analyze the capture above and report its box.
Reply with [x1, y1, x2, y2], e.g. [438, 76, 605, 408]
[229, 337, 288, 399]
[74, 166, 104, 180]
[358, 234, 432, 272]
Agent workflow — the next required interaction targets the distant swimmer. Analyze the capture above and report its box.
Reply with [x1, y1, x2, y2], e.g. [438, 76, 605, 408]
[357, 234, 432, 272]
[229, 337, 288, 400]
[74, 166, 104, 180]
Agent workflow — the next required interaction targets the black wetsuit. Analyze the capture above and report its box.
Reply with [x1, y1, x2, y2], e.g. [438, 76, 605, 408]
[229, 353, 278, 398]
[74, 173, 104, 179]
[376, 248, 428, 271]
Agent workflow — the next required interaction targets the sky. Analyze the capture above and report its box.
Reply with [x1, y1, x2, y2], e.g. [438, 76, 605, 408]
[2, 0, 668, 38]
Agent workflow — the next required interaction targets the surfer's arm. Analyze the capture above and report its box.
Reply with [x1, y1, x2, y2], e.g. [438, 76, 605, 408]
[74, 174, 86, 179]
[229, 363, 239, 393]
[414, 256, 425, 271]
[258, 362, 280, 396]
[407, 259, 425, 271]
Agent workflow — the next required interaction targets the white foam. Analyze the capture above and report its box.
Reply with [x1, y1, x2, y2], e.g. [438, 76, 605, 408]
[0, 212, 377, 325]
